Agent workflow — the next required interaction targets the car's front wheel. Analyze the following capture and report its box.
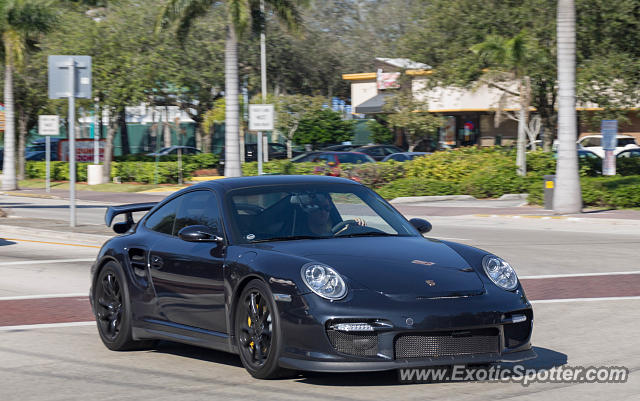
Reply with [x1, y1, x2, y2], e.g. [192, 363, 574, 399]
[235, 279, 291, 379]
[93, 261, 154, 351]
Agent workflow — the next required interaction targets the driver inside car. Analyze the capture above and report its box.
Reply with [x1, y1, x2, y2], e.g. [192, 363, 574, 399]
[301, 193, 366, 236]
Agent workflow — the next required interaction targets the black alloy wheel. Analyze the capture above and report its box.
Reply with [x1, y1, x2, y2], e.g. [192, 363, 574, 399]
[93, 261, 154, 351]
[235, 280, 291, 379]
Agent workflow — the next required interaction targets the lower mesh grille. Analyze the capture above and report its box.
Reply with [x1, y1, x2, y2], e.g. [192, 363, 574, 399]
[395, 328, 499, 359]
[326, 330, 378, 357]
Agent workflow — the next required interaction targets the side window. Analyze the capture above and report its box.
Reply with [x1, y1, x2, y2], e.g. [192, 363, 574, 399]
[368, 147, 385, 157]
[145, 197, 181, 235]
[173, 190, 221, 235]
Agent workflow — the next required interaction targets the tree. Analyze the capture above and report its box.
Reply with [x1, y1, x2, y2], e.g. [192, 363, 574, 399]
[293, 108, 354, 148]
[157, 0, 307, 177]
[384, 90, 442, 152]
[272, 94, 324, 157]
[471, 30, 536, 175]
[366, 118, 393, 145]
[554, 0, 582, 213]
[1, 0, 56, 190]
[42, 3, 160, 183]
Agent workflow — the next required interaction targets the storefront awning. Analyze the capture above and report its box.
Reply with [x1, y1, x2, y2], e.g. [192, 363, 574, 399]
[355, 93, 393, 114]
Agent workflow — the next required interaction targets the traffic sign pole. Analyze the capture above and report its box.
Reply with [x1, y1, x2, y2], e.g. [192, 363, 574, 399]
[68, 58, 76, 227]
[45, 136, 50, 193]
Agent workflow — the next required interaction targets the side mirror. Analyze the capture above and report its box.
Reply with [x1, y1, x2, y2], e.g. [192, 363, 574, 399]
[178, 225, 223, 243]
[409, 218, 432, 234]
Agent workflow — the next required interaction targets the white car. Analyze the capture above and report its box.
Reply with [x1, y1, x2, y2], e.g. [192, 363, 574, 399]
[577, 134, 639, 158]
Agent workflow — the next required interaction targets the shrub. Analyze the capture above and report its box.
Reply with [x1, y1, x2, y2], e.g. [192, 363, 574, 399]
[339, 161, 406, 188]
[376, 178, 461, 199]
[528, 175, 640, 208]
[242, 160, 323, 176]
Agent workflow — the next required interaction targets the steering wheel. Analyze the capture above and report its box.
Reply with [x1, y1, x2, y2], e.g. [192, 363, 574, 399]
[331, 220, 359, 235]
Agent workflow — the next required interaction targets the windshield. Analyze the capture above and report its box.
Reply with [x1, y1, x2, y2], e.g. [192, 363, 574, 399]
[226, 183, 419, 243]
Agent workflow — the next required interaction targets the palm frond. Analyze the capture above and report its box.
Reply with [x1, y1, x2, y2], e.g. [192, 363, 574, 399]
[227, 0, 251, 35]
[156, 0, 212, 42]
[265, 0, 306, 33]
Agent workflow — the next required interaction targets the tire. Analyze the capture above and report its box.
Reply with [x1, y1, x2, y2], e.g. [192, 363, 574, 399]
[93, 261, 155, 351]
[234, 279, 292, 379]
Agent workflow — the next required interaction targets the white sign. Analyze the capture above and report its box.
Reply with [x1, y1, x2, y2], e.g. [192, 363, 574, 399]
[249, 104, 274, 131]
[38, 115, 59, 136]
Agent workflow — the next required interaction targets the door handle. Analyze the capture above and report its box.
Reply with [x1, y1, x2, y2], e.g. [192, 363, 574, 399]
[150, 255, 164, 269]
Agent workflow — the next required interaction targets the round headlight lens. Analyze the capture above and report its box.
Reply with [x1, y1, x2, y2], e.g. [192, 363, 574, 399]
[482, 255, 518, 291]
[301, 263, 347, 300]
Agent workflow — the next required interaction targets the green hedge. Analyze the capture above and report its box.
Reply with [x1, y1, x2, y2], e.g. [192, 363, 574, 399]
[26, 161, 90, 181]
[376, 178, 461, 199]
[528, 175, 640, 208]
[25, 153, 219, 184]
[241, 160, 324, 176]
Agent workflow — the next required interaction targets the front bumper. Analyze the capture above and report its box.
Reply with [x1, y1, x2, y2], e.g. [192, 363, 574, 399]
[279, 348, 537, 373]
[276, 289, 535, 373]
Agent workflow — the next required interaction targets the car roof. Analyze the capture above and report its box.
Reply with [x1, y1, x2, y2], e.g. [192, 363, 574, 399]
[190, 175, 360, 192]
[580, 134, 635, 139]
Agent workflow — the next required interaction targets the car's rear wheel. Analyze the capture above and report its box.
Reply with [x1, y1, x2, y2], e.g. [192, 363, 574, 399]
[235, 279, 291, 379]
[93, 261, 154, 351]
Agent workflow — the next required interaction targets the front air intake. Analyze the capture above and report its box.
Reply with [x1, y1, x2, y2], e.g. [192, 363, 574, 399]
[326, 329, 378, 357]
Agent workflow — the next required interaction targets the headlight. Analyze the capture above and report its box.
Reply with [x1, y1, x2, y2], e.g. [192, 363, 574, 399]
[482, 255, 518, 291]
[301, 263, 347, 300]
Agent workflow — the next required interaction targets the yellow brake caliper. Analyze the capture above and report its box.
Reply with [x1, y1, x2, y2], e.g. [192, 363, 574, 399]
[248, 309, 254, 348]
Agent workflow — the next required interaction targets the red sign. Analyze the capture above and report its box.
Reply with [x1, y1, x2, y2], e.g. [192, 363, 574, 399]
[58, 139, 106, 162]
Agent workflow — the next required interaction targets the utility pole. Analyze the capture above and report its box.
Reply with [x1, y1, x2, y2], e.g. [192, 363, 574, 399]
[257, 0, 267, 175]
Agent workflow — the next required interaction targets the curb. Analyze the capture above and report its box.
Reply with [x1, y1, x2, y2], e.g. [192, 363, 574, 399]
[497, 193, 529, 201]
[1, 191, 60, 199]
[390, 195, 477, 204]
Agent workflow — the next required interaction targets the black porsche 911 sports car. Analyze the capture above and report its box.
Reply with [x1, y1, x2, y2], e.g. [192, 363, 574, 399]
[90, 175, 535, 379]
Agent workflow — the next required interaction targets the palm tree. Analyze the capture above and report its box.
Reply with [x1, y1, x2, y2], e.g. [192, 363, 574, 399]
[471, 31, 532, 176]
[554, 0, 582, 213]
[0, 0, 56, 191]
[158, 0, 306, 177]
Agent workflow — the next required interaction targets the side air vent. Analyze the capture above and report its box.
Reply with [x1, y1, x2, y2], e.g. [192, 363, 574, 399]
[128, 248, 149, 285]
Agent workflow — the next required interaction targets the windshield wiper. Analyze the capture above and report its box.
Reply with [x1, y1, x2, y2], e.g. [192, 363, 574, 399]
[250, 235, 329, 243]
[334, 232, 398, 238]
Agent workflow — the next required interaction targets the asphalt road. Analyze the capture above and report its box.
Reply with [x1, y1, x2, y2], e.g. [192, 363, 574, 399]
[1, 196, 639, 400]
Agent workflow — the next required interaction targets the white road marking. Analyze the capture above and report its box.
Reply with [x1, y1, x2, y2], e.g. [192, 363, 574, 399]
[520, 271, 640, 279]
[531, 296, 640, 304]
[0, 258, 94, 266]
[0, 293, 87, 301]
[0, 321, 94, 332]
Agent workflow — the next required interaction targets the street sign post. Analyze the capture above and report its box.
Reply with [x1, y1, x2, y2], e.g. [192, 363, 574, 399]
[38, 115, 60, 193]
[601, 120, 618, 176]
[249, 104, 274, 175]
[48, 56, 92, 227]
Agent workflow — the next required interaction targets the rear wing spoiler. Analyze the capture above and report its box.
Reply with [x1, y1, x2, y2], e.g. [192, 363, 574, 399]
[105, 202, 158, 231]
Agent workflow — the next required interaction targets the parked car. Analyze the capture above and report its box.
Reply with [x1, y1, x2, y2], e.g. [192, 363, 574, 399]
[147, 146, 202, 157]
[244, 142, 302, 161]
[94, 175, 534, 378]
[353, 145, 404, 161]
[291, 151, 374, 165]
[382, 152, 431, 162]
[616, 148, 640, 158]
[320, 144, 358, 152]
[577, 134, 639, 158]
[219, 143, 301, 164]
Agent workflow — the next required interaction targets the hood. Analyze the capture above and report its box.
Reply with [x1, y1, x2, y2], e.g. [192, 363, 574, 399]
[255, 236, 485, 299]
